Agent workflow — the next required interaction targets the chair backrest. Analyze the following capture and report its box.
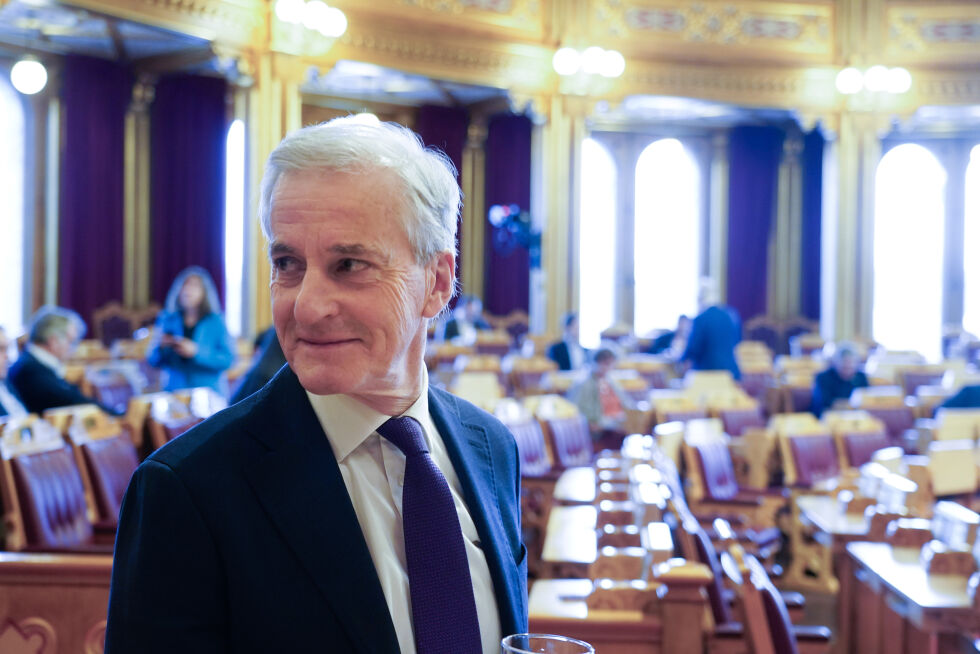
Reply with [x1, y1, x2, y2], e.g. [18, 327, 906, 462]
[505, 418, 552, 477]
[717, 406, 766, 437]
[85, 366, 140, 415]
[684, 370, 737, 392]
[680, 517, 732, 626]
[935, 408, 980, 441]
[840, 430, 890, 468]
[1, 417, 93, 550]
[745, 555, 799, 654]
[785, 433, 839, 487]
[542, 414, 594, 469]
[145, 394, 201, 451]
[68, 415, 139, 525]
[692, 439, 740, 502]
[927, 439, 978, 497]
[653, 420, 685, 470]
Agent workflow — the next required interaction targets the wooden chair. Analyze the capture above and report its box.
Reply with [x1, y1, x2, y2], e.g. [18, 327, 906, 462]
[175, 386, 228, 420]
[722, 548, 831, 654]
[91, 301, 137, 347]
[473, 329, 512, 356]
[66, 410, 139, 528]
[540, 414, 594, 470]
[926, 439, 978, 499]
[83, 364, 141, 415]
[485, 309, 529, 348]
[788, 332, 825, 357]
[145, 394, 202, 452]
[823, 410, 889, 469]
[0, 416, 112, 552]
[615, 355, 672, 389]
[896, 364, 948, 397]
[448, 371, 505, 411]
[650, 390, 707, 425]
[850, 386, 916, 443]
[508, 355, 559, 397]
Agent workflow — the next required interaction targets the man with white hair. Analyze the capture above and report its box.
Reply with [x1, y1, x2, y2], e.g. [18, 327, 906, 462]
[106, 118, 527, 653]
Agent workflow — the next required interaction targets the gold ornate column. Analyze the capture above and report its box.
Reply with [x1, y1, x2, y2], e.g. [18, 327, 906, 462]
[829, 112, 883, 340]
[123, 76, 155, 308]
[247, 51, 305, 333]
[768, 135, 804, 320]
[708, 131, 729, 302]
[461, 119, 488, 299]
[538, 94, 586, 334]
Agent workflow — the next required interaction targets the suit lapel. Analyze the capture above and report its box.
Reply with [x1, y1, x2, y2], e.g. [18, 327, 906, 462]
[242, 369, 399, 654]
[428, 388, 522, 636]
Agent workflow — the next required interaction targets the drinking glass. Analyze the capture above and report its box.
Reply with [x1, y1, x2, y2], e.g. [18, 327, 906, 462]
[501, 633, 594, 654]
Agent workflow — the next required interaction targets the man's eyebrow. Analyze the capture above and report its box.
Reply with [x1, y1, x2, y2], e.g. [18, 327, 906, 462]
[330, 243, 388, 261]
[268, 242, 297, 257]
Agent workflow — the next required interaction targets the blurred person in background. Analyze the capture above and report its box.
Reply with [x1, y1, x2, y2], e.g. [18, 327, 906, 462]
[147, 266, 234, 394]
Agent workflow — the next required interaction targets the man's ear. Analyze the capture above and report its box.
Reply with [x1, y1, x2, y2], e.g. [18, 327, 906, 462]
[422, 251, 456, 319]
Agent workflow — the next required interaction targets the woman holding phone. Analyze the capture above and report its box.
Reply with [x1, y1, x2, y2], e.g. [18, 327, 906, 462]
[148, 266, 234, 393]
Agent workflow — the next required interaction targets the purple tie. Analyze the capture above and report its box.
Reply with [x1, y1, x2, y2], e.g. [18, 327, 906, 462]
[376, 416, 483, 654]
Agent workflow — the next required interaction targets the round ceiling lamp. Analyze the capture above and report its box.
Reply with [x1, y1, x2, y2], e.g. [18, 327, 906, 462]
[11, 57, 47, 95]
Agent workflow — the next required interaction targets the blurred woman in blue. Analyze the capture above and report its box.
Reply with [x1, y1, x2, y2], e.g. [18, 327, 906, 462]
[148, 266, 234, 393]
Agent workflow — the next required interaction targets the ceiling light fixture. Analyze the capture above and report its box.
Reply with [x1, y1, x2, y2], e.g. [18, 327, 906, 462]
[552, 46, 625, 79]
[275, 0, 346, 38]
[11, 56, 47, 95]
[835, 65, 911, 96]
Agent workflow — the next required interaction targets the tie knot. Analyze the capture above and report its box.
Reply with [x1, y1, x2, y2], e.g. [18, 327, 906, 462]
[376, 416, 428, 456]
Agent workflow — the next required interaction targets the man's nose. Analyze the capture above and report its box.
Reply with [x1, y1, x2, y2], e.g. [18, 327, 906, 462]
[292, 269, 341, 324]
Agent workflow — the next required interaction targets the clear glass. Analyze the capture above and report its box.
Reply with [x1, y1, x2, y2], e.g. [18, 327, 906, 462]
[578, 137, 617, 349]
[633, 138, 700, 337]
[0, 70, 25, 336]
[872, 143, 946, 362]
[501, 633, 594, 654]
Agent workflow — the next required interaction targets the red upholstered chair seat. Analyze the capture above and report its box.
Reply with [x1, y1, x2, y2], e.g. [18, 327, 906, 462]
[863, 406, 915, 443]
[739, 371, 774, 402]
[12, 445, 93, 549]
[694, 440, 740, 502]
[719, 406, 767, 437]
[841, 430, 889, 468]
[508, 419, 553, 478]
[789, 434, 839, 487]
[543, 415, 594, 469]
[81, 434, 140, 524]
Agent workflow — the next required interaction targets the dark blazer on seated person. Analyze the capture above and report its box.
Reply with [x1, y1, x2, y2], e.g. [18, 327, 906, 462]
[939, 384, 980, 410]
[8, 349, 114, 415]
[104, 365, 528, 653]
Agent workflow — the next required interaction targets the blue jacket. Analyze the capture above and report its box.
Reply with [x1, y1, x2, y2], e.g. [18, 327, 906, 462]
[681, 305, 742, 380]
[940, 385, 980, 410]
[147, 311, 234, 393]
[105, 366, 528, 653]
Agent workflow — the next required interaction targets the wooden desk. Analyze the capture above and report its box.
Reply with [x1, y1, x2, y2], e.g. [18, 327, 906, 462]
[842, 542, 980, 654]
[786, 494, 869, 594]
[554, 467, 597, 505]
[529, 579, 662, 653]
[541, 505, 598, 578]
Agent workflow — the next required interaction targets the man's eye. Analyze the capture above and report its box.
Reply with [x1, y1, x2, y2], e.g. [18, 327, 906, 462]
[337, 258, 368, 274]
[273, 256, 301, 273]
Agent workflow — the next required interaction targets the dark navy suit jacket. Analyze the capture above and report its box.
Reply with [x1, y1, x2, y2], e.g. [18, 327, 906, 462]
[940, 385, 980, 410]
[105, 365, 528, 653]
[7, 349, 108, 414]
[680, 305, 742, 380]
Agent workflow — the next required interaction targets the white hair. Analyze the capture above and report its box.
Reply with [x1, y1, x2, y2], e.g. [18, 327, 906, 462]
[258, 117, 461, 265]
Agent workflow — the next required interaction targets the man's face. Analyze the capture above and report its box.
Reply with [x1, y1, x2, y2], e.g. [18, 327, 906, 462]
[268, 169, 454, 404]
[835, 354, 858, 381]
[47, 324, 78, 363]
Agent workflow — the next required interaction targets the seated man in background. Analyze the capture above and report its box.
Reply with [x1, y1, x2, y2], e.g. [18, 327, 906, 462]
[547, 312, 587, 371]
[939, 383, 980, 409]
[811, 342, 868, 416]
[443, 294, 492, 343]
[567, 348, 635, 450]
[9, 306, 118, 415]
[0, 326, 28, 418]
[647, 314, 691, 357]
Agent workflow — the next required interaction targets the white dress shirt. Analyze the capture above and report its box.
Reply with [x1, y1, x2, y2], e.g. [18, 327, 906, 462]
[307, 368, 501, 654]
[26, 343, 66, 378]
[0, 381, 27, 418]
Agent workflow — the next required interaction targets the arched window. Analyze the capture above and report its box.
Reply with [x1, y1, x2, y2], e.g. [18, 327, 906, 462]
[963, 144, 980, 337]
[223, 119, 246, 337]
[578, 138, 616, 348]
[872, 144, 946, 361]
[0, 69, 25, 334]
[633, 138, 700, 336]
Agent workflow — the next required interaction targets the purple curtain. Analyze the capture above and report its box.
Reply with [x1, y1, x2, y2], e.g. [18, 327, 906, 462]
[483, 113, 532, 315]
[726, 125, 785, 321]
[59, 56, 132, 327]
[414, 105, 468, 290]
[149, 74, 228, 305]
[800, 128, 824, 321]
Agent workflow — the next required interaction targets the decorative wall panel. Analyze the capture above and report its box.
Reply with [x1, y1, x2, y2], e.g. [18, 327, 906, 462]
[886, 4, 980, 64]
[592, 1, 834, 63]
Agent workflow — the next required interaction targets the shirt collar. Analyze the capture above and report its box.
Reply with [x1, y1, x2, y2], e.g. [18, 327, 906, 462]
[306, 367, 431, 462]
[26, 343, 66, 378]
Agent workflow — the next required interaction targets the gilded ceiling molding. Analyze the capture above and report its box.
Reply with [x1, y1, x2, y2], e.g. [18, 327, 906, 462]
[592, 0, 834, 62]
[327, 28, 554, 94]
[336, 0, 546, 42]
[68, 0, 266, 48]
[884, 5, 980, 64]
